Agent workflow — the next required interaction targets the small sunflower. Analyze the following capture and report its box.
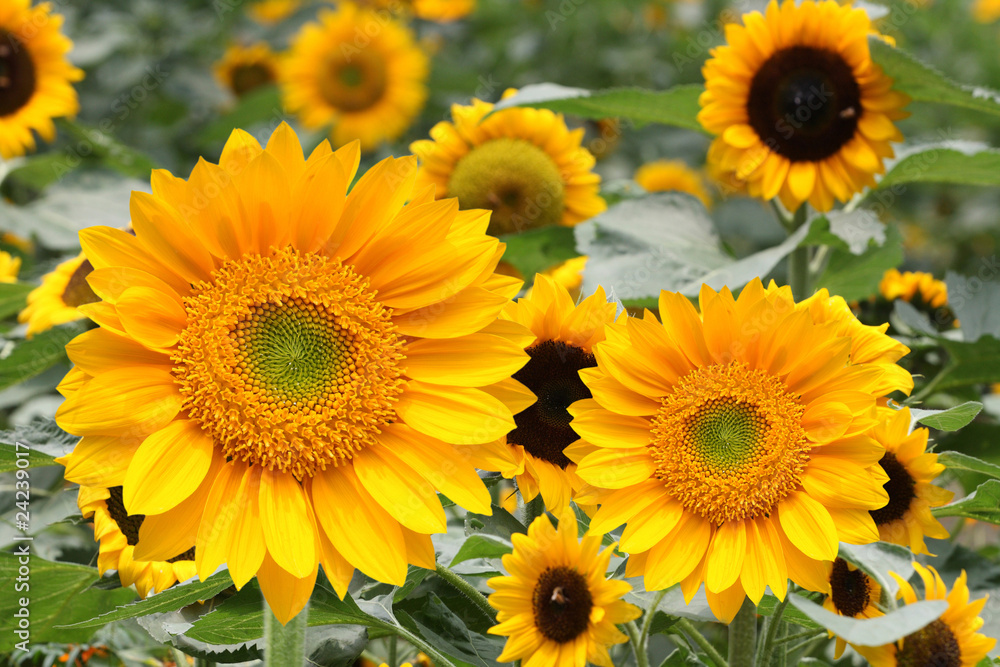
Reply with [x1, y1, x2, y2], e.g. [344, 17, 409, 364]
[487, 508, 641, 667]
[18, 253, 98, 338]
[472, 275, 618, 512]
[822, 557, 884, 658]
[281, 3, 429, 151]
[869, 406, 953, 554]
[247, 0, 300, 24]
[698, 0, 909, 212]
[214, 43, 279, 98]
[55, 123, 529, 624]
[879, 269, 948, 309]
[369, 0, 477, 21]
[973, 0, 1000, 22]
[856, 564, 996, 667]
[571, 280, 910, 623]
[78, 485, 196, 599]
[541, 256, 587, 301]
[411, 90, 606, 236]
[0, 250, 20, 282]
[634, 160, 713, 208]
[0, 0, 84, 158]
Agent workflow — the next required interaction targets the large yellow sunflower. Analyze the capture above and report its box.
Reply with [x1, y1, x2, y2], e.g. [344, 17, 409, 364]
[634, 160, 713, 209]
[487, 508, 640, 667]
[571, 280, 910, 623]
[280, 3, 429, 151]
[410, 91, 606, 236]
[54, 122, 530, 624]
[868, 406, 953, 554]
[822, 557, 884, 658]
[698, 0, 909, 212]
[879, 269, 948, 309]
[856, 564, 995, 667]
[214, 43, 279, 98]
[78, 485, 197, 599]
[18, 253, 98, 338]
[0, 0, 83, 158]
[471, 275, 618, 512]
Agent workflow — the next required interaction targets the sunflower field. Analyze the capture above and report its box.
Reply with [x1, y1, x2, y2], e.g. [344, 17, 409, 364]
[1, 0, 1000, 665]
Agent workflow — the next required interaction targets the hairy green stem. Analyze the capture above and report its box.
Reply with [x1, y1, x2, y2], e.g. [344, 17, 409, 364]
[640, 589, 670, 646]
[772, 629, 825, 646]
[626, 620, 650, 667]
[676, 618, 730, 667]
[728, 598, 757, 667]
[263, 601, 308, 667]
[434, 563, 497, 623]
[388, 635, 398, 667]
[756, 595, 789, 667]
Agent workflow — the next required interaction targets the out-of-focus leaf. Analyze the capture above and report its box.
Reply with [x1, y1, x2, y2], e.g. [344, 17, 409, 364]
[932, 480, 1000, 524]
[939, 337, 1000, 389]
[947, 272, 1000, 343]
[816, 224, 903, 302]
[801, 210, 886, 255]
[57, 119, 157, 179]
[195, 85, 283, 145]
[875, 143, 1000, 190]
[789, 595, 948, 645]
[838, 542, 914, 597]
[0, 283, 35, 320]
[937, 451, 1000, 480]
[499, 226, 578, 281]
[908, 402, 983, 431]
[0, 323, 85, 391]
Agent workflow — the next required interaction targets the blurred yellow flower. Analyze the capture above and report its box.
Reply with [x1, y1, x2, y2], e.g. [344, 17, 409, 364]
[214, 43, 279, 98]
[635, 159, 713, 208]
[18, 253, 97, 338]
[0, 251, 20, 282]
[879, 269, 948, 308]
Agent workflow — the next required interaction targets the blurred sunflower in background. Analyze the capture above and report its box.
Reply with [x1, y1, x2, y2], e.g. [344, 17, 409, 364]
[487, 508, 640, 667]
[699, 0, 909, 212]
[571, 280, 907, 622]
[281, 3, 429, 150]
[822, 558, 884, 658]
[0, 0, 83, 158]
[879, 269, 948, 309]
[0, 249, 20, 281]
[634, 160, 713, 208]
[214, 43, 279, 98]
[368, 0, 478, 21]
[973, 0, 1000, 22]
[54, 123, 529, 624]
[856, 564, 995, 667]
[18, 253, 98, 338]
[247, 0, 301, 24]
[411, 90, 606, 236]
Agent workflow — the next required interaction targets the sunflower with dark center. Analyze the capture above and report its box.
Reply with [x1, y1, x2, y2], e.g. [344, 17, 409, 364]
[54, 123, 531, 624]
[281, 2, 428, 151]
[469, 274, 618, 512]
[857, 564, 995, 667]
[0, 0, 83, 158]
[214, 43, 279, 98]
[569, 280, 911, 623]
[698, 0, 909, 212]
[867, 407, 953, 554]
[77, 486, 196, 599]
[487, 508, 640, 667]
[822, 558, 884, 658]
[411, 90, 606, 236]
[18, 253, 100, 338]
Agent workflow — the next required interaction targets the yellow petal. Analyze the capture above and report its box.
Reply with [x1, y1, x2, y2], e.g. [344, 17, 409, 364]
[403, 333, 528, 387]
[59, 435, 140, 487]
[353, 446, 447, 534]
[395, 381, 515, 445]
[257, 550, 316, 625]
[124, 419, 216, 515]
[777, 491, 839, 561]
[116, 286, 187, 349]
[259, 468, 318, 579]
[196, 461, 267, 588]
[55, 367, 182, 437]
[706, 520, 746, 593]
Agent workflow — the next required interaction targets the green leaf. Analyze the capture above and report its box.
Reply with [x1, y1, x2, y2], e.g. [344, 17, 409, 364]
[874, 143, 1000, 190]
[932, 479, 1000, 524]
[908, 402, 983, 431]
[491, 83, 705, 133]
[195, 85, 283, 145]
[0, 420, 79, 472]
[816, 224, 903, 302]
[893, 300, 939, 337]
[801, 210, 886, 255]
[837, 542, 915, 598]
[659, 645, 710, 667]
[939, 336, 1000, 389]
[0, 323, 84, 391]
[0, 553, 137, 651]
[788, 594, 949, 645]
[450, 535, 513, 566]
[757, 595, 821, 630]
[947, 272, 1000, 343]
[0, 283, 34, 320]
[0, 153, 79, 202]
[57, 118, 157, 179]
[937, 451, 1000, 480]
[870, 38, 1000, 119]
[57, 570, 235, 628]
[465, 504, 527, 543]
[498, 225, 578, 280]
[0, 442, 56, 472]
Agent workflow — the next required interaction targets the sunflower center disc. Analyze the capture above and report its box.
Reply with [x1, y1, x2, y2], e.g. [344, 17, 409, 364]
[319, 48, 388, 112]
[532, 566, 593, 644]
[448, 138, 566, 236]
[896, 619, 962, 667]
[747, 46, 862, 162]
[105, 486, 194, 562]
[649, 362, 810, 524]
[174, 247, 405, 478]
[509, 340, 596, 469]
[62, 258, 100, 308]
[231, 63, 275, 96]
[829, 558, 872, 617]
[869, 451, 917, 526]
[0, 30, 36, 117]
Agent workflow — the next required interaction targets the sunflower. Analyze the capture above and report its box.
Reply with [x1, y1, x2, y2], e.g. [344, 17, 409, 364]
[879, 269, 948, 309]
[856, 564, 996, 667]
[698, 0, 909, 212]
[0, 0, 83, 158]
[0, 250, 20, 282]
[368, 0, 477, 21]
[541, 256, 587, 301]
[822, 557, 884, 658]
[247, 0, 300, 24]
[868, 406, 953, 554]
[634, 160, 713, 208]
[571, 280, 910, 623]
[54, 122, 530, 624]
[214, 43, 279, 98]
[18, 253, 99, 338]
[410, 90, 606, 236]
[281, 3, 429, 151]
[471, 275, 618, 512]
[487, 507, 640, 667]
[973, 0, 1000, 22]
[77, 485, 196, 599]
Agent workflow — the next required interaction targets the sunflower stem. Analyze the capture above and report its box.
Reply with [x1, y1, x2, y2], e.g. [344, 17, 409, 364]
[772, 630, 826, 646]
[625, 620, 650, 667]
[675, 618, 729, 667]
[434, 563, 497, 623]
[639, 589, 670, 646]
[388, 635, 398, 667]
[756, 595, 789, 667]
[786, 205, 811, 300]
[728, 598, 757, 667]
[263, 600, 308, 667]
